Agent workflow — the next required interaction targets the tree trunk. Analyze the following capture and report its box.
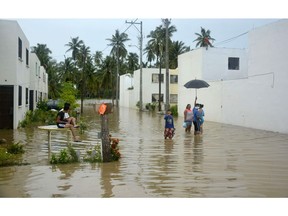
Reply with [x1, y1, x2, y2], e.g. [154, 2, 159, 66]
[101, 114, 111, 162]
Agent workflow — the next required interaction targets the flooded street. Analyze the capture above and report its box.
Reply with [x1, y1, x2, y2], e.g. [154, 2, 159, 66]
[1, 105, 288, 198]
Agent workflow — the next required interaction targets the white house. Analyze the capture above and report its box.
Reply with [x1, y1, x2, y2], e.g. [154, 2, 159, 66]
[29, 53, 49, 111]
[178, 19, 288, 134]
[120, 68, 178, 110]
[0, 19, 48, 129]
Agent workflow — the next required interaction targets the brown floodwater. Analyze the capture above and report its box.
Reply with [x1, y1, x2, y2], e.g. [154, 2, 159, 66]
[0, 105, 288, 198]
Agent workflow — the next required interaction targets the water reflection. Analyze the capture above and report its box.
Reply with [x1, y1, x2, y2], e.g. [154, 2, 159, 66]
[0, 104, 288, 197]
[100, 162, 120, 198]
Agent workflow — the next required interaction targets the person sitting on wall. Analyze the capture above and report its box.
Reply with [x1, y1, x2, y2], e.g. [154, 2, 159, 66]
[56, 102, 81, 142]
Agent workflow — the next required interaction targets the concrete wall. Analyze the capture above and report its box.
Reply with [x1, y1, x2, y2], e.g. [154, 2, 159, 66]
[178, 19, 288, 134]
[0, 19, 48, 128]
[120, 68, 178, 110]
[0, 20, 31, 129]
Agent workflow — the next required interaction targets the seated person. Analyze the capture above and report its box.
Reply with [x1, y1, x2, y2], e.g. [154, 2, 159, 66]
[56, 102, 81, 142]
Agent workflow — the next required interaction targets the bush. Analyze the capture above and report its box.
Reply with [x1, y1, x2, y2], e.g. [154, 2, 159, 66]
[50, 145, 80, 164]
[83, 145, 102, 163]
[0, 142, 26, 166]
[170, 105, 178, 116]
[7, 142, 25, 154]
[145, 102, 156, 111]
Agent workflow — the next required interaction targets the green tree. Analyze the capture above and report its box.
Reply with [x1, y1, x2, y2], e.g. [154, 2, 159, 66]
[145, 24, 177, 67]
[169, 40, 190, 69]
[59, 81, 78, 110]
[58, 56, 76, 82]
[126, 52, 139, 74]
[31, 43, 52, 70]
[194, 27, 215, 49]
[76, 44, 91, 114]
[65, 36, 84, 61]
[106, 29, 130, 106]
[98, 55, 116, 99]
[93, 51, 103, 70]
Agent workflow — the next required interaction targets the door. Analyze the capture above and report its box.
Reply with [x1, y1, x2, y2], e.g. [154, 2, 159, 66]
[0, 85, 14, 129]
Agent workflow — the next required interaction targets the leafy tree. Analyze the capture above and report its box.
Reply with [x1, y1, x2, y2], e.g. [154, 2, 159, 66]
[65, 36, 84, 61]
[169, 40, 190, 69]
[31, 43, 52, 70]
[58, 81, 78, 110]
[194, 27, 215, 49]
[145, 24, 177, 67]
[93, 51, 103, 69]
[58, 56, 76, 82]
[106, 29, 130, 106]
[126, 52, 139, 74]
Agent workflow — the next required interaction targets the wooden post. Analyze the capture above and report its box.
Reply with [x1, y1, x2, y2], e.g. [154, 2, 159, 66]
[101, 113, 111, 162]
[98, 103, 113, 162]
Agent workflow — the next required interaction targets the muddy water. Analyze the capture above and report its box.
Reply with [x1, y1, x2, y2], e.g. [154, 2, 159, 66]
[0, 105, 288, 197]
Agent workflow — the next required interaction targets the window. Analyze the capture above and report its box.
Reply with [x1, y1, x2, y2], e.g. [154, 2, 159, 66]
[36, 91, 38, 102]
[170, 94, 178, 103]
[228, 57, 239, 70]
[18, 86, 22, 106]
[170, 75, 178, 84]
[18, 37, 22, 59]
[152, 93, 163, 102]
[26, 88, 29, 105]
[26, 48, 29, 66]
[152, 73, 164, 83]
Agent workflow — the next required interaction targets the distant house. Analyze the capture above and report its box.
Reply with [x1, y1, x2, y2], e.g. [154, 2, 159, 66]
[120, 68, 178, 110]
[0, 20, 48, 129]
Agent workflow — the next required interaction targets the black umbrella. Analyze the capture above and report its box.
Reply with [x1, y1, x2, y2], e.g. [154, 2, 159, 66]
[184, 79, 210, 96]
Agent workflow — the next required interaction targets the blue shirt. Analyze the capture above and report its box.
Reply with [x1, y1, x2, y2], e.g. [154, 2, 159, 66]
[164, 114, 174, 128]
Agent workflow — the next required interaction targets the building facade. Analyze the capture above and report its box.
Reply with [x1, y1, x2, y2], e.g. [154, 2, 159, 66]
[120, 68, 178, 110]
[0, 20, 48, 129]
[178, 19, 288, 134]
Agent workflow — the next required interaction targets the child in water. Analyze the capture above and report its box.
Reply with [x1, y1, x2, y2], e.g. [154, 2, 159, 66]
[164, 109, 175, 139]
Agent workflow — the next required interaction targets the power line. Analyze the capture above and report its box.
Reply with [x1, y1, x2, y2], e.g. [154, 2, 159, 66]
[214, 31, 248, 46]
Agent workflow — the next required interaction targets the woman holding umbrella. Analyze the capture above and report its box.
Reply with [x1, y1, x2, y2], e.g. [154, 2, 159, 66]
[192, 97, 201, 135]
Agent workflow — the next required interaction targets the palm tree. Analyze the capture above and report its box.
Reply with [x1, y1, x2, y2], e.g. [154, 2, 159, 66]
[126, 52, 139, 74]
[65, 37, 84, 61]
[193, 27, 215, 49]
[145, 24, 177, 111]
[76, 44, 91, 114]
[46, 60, 61, 99]
[106, 29, 130, 107]
[58, 56, 75, 82]
[169, 41, 190, 69]
[99, 56, 116, 99]
[31, 43, 52, 70]
[144, 45, 156, 67]
[93, 51, 103, 69]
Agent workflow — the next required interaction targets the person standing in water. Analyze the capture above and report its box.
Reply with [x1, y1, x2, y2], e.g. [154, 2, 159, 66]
[184, 104, 193, 132]
[164, 109, 175, 139]
[196, 104, 205, 134]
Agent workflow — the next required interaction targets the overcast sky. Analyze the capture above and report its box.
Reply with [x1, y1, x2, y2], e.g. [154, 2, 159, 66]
[1, 0, 285, 63]
[14, 18, 278, 63]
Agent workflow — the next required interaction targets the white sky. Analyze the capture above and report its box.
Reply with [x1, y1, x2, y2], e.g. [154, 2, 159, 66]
[14, 18, 278, 63]
[1, 0, 286, 63]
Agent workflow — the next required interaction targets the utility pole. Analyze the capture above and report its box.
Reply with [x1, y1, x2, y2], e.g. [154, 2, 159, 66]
[116, 45, 119, 107]
[163, 18, 171, 112]
[125, 20, 143, 111]
[158, 43, 163, 112]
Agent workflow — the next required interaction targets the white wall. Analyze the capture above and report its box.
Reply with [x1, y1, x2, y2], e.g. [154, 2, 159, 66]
[119, 74, 134, 108]
[0, 20, 48, 129]
[178, 20, 288, 134]
[126, 68, 166, 109]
